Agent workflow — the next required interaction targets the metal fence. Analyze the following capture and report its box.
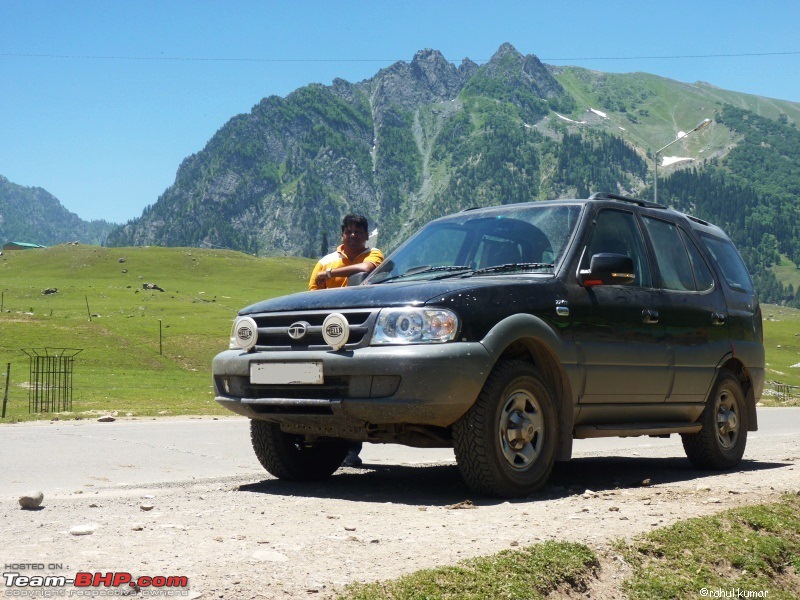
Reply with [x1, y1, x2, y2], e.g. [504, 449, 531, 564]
[22, 348, 83, 413]
[773, 383, 800, 404]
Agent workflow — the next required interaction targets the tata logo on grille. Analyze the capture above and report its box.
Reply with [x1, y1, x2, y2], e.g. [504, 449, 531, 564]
[287, 321, 309, 340]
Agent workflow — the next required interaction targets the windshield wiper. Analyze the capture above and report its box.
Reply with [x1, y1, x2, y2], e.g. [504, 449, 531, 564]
[372, 265, 473, 284]
[464, 262, 555, 277]
[373, 262, 554, 284]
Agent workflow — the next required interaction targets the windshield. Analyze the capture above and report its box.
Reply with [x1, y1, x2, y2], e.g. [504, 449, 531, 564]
[369, 203, 583, 283]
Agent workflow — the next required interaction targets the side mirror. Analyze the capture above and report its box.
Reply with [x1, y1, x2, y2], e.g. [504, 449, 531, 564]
[579, 253, 635, 287]
[347, 272, 368, 286]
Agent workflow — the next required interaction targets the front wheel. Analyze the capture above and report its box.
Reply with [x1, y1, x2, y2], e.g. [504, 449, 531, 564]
[453, 361, 558, 498]
[681, 371, 748, 470]
[250, 420, 350, 481]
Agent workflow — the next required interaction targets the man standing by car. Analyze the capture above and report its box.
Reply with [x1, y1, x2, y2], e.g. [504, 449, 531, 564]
[309, 214, 383, 290]
[309, 214, 383, 466]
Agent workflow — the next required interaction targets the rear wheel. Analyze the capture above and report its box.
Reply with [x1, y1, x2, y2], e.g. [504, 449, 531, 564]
[453, 360, 558, 498]
[250, 420, 350, 480]
[682, 371, 748, 470]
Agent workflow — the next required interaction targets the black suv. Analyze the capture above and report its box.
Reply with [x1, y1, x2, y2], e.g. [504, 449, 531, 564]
[213, 193, 764, 498]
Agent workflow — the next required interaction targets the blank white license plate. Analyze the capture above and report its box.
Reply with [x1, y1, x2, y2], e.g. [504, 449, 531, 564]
[250, 361, 323, 385]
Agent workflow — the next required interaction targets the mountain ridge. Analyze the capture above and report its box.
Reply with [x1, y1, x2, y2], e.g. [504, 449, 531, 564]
[106, 43, 583, 255]
[5, 43, 800, 305]
[0, 175, 116, 246]
[101, 43, 800, 311]
[105, 44, 800, 254]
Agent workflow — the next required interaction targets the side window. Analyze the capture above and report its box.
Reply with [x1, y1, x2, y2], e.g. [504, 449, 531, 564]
[582, 209, 652, 287]
[701, 234, 754, 294]
[681, 229, 715, 292]
[643, 218, 695, 291]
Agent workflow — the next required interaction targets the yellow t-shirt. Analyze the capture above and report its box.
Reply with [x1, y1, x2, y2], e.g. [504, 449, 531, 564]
[308, 245, 384, 290]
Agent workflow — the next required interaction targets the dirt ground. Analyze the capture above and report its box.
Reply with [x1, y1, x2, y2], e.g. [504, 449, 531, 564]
[3, 425, 799, 599]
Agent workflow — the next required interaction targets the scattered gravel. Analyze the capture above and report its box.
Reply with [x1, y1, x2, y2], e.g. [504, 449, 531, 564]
[3, 426, 799, 598]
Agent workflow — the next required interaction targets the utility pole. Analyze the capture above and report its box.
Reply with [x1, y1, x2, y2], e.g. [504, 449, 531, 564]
[654, 118, 712, 204]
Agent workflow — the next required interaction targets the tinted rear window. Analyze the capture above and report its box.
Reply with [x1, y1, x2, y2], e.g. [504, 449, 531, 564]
[700, 234, 754, 294]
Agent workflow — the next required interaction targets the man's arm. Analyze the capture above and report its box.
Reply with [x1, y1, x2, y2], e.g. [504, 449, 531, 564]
[314, 250, 383, 287]
[314, 261, 375, 287]
[308, 261, 326, 290]
[312, 249, 384, 287]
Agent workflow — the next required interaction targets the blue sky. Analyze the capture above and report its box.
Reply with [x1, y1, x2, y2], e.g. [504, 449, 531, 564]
[2, 0, 799, 224]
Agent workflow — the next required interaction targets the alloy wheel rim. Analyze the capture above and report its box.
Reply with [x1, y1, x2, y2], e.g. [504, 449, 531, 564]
[498, 389, 544, 470]
[715, 388, 740, 450]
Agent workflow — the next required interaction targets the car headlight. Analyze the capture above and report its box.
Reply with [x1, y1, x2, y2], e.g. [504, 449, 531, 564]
[371, 308, 458, 345]
[230, 316, 258, 351]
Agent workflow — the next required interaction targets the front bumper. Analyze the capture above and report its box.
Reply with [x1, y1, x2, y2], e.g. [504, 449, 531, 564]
[212, 343, 494, 428]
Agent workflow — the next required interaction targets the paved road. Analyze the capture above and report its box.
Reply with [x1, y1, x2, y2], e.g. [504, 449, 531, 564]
[2, 408, 798, 496]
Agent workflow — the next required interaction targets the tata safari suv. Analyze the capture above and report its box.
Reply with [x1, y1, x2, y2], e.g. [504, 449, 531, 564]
[213, 192, 764, 498]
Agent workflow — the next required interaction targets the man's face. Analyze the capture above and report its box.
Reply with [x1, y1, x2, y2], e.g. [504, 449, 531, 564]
[341, 226, 368, 252]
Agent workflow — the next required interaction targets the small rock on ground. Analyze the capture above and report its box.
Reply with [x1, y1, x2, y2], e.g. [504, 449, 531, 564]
[19, 491, 44, 510]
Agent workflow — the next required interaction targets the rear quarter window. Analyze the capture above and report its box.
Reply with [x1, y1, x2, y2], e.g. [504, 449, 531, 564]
[700, 234, 754, 294]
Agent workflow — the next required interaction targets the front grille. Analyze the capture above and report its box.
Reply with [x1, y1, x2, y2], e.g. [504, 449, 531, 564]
[248, 401, 336, 416]
[248, 309, 378, 351]
[248, 382, 348, 399]
[217, 372, 400, 405]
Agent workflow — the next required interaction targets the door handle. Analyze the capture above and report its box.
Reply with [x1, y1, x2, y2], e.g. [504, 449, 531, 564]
[642, 309, 659, 324]
[712, 312, 727, 326]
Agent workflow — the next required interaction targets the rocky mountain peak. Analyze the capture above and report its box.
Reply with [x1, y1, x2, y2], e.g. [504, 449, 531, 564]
[367, 49, 463, 114]
[412, 48, 446, 64]
[409, 48, 463, 99]
[479, 42, 564, 100]
[522, 54, 563, 99]
[458, 57, 479, 80]
[490, 42, 525, 64]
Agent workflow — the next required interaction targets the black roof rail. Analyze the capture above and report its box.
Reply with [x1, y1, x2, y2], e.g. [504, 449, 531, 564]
[588, 192, 665, 209]
[686, 214, 711, 226]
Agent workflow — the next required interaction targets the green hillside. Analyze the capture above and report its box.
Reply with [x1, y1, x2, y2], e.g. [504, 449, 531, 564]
[98, 45, 800, 312]
[1, 246, 798, 421]
[0, 245, 313, 421]
[772, 255, 800, 292]
[551, 68, 800, 307]
[0, 175, 116, 246]
[552, 68, 800, 156]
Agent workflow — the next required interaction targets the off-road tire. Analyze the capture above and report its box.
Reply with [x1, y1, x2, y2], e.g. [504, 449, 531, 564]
[250, 419, 350, 481]
[681, 371, 748, 470]
[453, 360, 558, 498]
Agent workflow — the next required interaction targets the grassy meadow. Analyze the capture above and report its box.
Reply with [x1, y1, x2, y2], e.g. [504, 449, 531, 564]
[762, 304, 800, 391]
[1, 243, 799, 421]
[0, 244, 314, 421]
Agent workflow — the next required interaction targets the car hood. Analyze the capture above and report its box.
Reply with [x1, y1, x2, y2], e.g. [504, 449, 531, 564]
[239, 277, 550, 314]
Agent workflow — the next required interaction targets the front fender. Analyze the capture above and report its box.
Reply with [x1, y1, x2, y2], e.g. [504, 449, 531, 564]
[481, 312, 576, 366]
[480, 312, 578, 462]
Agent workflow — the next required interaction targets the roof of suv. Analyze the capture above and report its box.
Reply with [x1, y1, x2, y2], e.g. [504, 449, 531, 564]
[587, 192, 730, 240]
[456, 192, 730, 241]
